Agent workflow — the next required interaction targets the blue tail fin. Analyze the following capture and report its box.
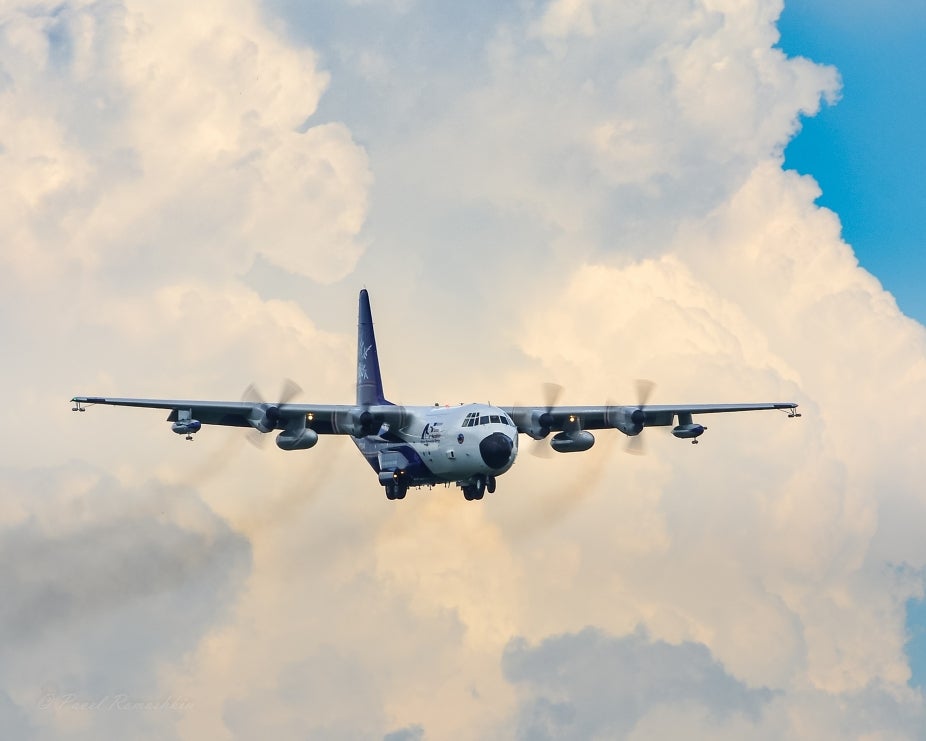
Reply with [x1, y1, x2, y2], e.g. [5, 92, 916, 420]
[357, 290, 390, 406]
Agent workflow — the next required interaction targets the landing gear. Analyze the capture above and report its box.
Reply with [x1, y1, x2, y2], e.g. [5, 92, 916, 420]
[461, 475, 487, 501]
[384, 481, 407, 500]
[486, 475, 496, 494]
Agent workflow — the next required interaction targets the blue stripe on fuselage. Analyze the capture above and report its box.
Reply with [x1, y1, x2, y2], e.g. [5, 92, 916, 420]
[352, 437, 435, 485]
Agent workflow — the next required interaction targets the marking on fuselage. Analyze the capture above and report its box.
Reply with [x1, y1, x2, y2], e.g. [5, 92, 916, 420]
[421, 422, 444, 442]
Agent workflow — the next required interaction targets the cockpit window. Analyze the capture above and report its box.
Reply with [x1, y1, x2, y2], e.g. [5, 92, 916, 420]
[490, 415, 500, 424]
[463, 412, 480, 427]
[479, 416, 488, 425]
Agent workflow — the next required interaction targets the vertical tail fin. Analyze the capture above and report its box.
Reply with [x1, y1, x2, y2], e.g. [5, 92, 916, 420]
[357, 290, 390, 406]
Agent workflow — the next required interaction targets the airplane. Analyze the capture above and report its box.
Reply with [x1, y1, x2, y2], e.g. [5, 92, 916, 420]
[71, 290, 800, 501]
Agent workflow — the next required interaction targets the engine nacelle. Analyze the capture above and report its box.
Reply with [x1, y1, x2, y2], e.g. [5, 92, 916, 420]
[606, 407, 646, 436]
[276, 428, 319, 450]
[672, 423, 705, 439]
[550, 430, 595, 453]
[171, 419, 201, 435]
[524, 410, 555, 440]
[334, 408, 379, 437]
[249, 405, 281, 434]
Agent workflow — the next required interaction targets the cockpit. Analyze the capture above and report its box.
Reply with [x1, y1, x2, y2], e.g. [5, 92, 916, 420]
[462, 411, 516, 428]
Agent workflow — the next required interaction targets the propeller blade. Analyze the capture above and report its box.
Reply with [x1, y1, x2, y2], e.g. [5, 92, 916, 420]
[622, 379, 656, 456]
[246, 429, 267, 448]
[241, 383, 269, 448]
[241, 383, 264, 404]
[514, 382, 561, 457]
[635, 378, 655, 408]
[532, 439, 554, 458]
[541, 382, 564, 409]
[625, 434, 645, 456]
[278, 378, 302, 405]
[532, 382, 565, 457]
[243, 379, 303, 406]
[241, 379, 303, 449]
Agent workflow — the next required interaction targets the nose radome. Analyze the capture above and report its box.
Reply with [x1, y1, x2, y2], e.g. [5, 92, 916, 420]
[480, 432, 513, 469]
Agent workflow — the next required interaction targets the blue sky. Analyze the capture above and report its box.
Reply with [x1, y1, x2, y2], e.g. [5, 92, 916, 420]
[778, 1, 926, 323]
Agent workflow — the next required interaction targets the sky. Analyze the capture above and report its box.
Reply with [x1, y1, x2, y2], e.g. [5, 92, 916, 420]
[777, 0, 926, 324]
[2, 1, 926, 739]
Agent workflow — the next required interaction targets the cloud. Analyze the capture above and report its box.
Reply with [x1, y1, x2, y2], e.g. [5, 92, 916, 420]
[503, 627, 774, 739]
[383, 725, 425, 741]
[508, 160, 926, 695]
[0, 0, 371, 286]
[221, 645, 388, 740]
[2, 0, 925, 739]
[0, 463, 249, 739]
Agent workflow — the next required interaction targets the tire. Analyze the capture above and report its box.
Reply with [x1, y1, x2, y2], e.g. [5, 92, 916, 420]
[473, 475, 486, 498]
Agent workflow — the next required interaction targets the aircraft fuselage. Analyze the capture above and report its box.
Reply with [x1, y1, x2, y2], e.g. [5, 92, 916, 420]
[352, 403, 518, 497]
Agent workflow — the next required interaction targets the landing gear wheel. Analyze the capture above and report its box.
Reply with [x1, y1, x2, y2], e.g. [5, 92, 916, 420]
[464, 476, 485, 501]
[486, 475, 496, 494]
[474, 475, 486, 500]
[385, 481, 408, 500]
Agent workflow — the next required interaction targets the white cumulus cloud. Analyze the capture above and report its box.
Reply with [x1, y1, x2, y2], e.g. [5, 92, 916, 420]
[1, 0, 924, 738]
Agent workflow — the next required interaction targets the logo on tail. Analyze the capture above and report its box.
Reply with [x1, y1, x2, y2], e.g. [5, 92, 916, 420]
[356, 290, 391, 406]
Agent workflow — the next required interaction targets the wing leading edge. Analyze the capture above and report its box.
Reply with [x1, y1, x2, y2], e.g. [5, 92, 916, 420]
[69, 396, 403, 437]
[504, 401, 799, 440]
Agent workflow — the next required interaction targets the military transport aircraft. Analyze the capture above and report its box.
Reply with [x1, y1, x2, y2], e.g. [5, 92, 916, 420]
[72, 290, 800, 501]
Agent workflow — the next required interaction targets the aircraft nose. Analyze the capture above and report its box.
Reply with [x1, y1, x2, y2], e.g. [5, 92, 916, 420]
[480, 432, 513, 469]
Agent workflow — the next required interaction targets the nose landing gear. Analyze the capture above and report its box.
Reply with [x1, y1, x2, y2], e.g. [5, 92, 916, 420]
[461, 474, 489, 501]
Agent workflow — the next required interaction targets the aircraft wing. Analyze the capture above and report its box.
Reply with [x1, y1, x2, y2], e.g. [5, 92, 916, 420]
[503, 402, 799, 438]
[70, 396, 403, 437]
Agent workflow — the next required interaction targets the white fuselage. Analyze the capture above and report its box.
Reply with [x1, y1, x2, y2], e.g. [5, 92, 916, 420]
[355, 403, 519, 485]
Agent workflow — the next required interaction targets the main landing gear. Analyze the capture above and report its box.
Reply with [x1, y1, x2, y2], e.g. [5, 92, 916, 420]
[382, 474, 497, 501]
[461, 475, 496, 501]
[384, 480, 407, 500]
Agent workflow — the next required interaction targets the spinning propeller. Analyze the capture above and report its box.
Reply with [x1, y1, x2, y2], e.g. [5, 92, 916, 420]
[532, 382, 564, 458]
[242, 379, 303, 447]
[624, 378, 655, 456]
